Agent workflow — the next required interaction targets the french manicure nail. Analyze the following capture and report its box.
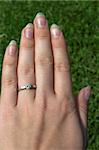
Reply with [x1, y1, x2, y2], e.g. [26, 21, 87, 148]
[8, 40, 17, 56]
[9, 40, 17, 46]
[35, 12, 46, 28]
[25, 23, 33, 39]
[51, 24, 61, 38]
[84, 86, 91, 101]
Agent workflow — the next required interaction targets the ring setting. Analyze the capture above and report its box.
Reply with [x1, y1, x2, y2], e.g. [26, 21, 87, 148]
[18, 83, 37, 92]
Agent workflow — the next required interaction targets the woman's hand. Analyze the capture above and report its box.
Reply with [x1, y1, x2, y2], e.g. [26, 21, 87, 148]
[0, 12, 91, 150]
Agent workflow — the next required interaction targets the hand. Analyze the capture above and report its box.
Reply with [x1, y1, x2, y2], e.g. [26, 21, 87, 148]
[0, 12, 91, 150]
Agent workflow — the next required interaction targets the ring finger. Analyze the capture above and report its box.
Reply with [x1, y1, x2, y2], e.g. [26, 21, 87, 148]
[18, 23, 35, 106]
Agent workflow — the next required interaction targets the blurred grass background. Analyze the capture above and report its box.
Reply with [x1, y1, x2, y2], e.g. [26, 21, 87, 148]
[0, 1, 99, 149]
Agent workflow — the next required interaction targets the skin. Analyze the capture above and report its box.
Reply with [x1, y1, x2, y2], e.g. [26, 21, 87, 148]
[0, 13, 91, 150]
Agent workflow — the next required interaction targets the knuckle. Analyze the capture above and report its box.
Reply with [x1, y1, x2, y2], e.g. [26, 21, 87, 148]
[59, 99, 67, 115]
[3, 58, 16, 67]
[3, 77, 17, 87]
[59, 97, 76, 117]
[60, 97, 75, 113]
[19, 64, 34, 76]
[20, 42, 34, 49]
[55, 62, 70, 72]
[35, 56, 53, 66]
[0, 106, 15, 122]
[79, 106, 87, 115]
[37, 30, 49, 39]
[66, 100, 77, 117]
[2, 64, 17, 87]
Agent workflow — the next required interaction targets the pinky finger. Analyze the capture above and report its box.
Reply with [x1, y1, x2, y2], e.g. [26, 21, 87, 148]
[1, 40, 18, 107]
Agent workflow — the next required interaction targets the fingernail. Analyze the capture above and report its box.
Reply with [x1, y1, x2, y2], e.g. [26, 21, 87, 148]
[7, 40, 17, 56]
[9, 40, 17, 46]
[35, 12, 46, 28]
[51, 24, 61, 38]
[25, 23, 33, 39]
[84, 86, 91, 101]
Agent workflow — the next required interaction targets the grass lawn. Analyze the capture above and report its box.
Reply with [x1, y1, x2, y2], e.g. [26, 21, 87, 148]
[0, 1, 98, 149]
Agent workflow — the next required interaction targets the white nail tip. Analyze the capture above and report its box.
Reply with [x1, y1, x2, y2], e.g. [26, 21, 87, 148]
[36, 12, 45, 17]
[84, 86, 91, 92]
[26, 23, 33, 28]
[9, 40, 17, 45]
[51, 24, 59, 29]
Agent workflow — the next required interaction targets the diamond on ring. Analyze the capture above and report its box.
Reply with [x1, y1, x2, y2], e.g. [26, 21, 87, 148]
[18, 83, 37, 92]
[26, 84, 33, 89]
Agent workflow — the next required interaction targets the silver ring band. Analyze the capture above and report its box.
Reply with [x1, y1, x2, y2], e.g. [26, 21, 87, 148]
[18, 83, 37, 92]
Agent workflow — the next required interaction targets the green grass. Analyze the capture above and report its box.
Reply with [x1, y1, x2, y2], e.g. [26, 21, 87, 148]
[0, 1, 99, 149]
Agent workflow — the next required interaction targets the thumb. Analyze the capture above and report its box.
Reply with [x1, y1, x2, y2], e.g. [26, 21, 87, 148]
[77, 86, 91, 128]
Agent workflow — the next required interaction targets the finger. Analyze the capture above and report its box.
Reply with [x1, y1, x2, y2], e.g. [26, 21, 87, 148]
[77, 86, 91, 128]
[18, 23, 35, 105]
[1, 40, 18, 106]
[50, 24, 72, 98]
[34, 13, 54, 96]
